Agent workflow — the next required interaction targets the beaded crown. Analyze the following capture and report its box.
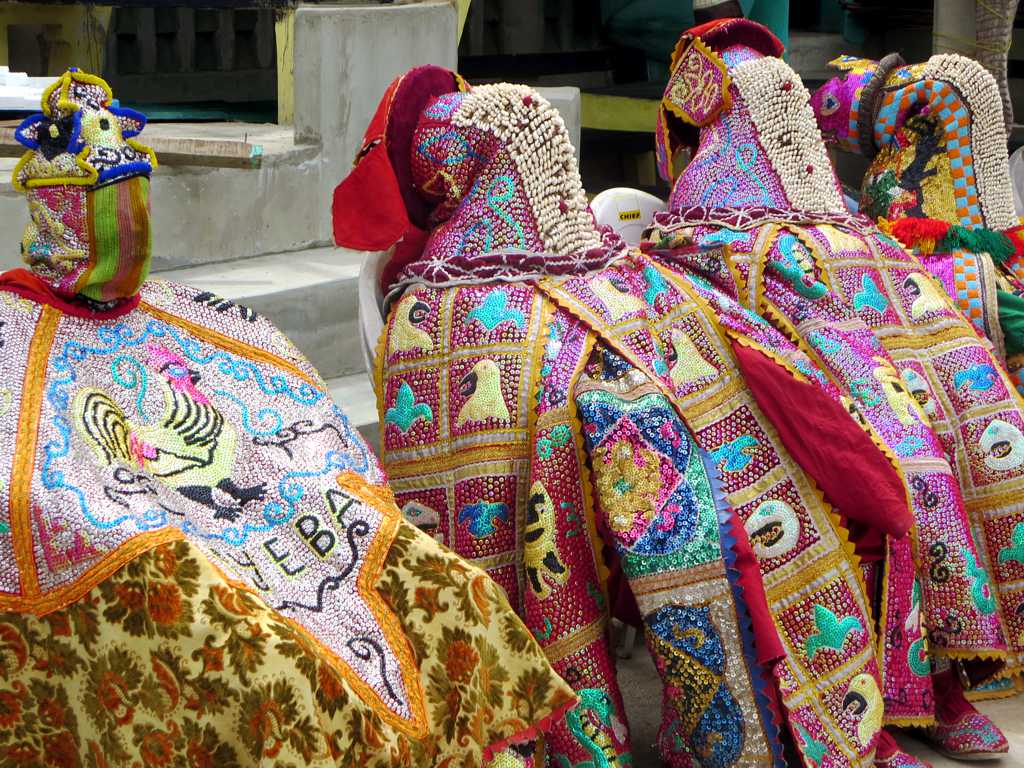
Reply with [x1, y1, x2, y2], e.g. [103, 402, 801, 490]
[10, 69, 156, 303]
[12, 68, 156, 191]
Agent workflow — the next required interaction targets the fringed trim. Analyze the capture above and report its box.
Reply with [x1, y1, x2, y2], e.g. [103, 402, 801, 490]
[931, 646, 1008, 663]
[964, 672, 1023, 702]
[887, 217, 1017, 265]
[884, 714, 936, 728]
[481, 695, 578, 764]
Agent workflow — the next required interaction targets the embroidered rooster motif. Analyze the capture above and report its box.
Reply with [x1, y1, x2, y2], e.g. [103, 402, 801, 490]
[74, 345, 265, 521]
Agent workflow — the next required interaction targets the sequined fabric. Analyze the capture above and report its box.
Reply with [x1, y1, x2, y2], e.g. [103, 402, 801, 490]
[812, 55, 1024, 395]
[926, 711, 1009, 758]
[368, 64, 900, 767]
[542, 260, 887, 767]
[652, 20, 1024, 720]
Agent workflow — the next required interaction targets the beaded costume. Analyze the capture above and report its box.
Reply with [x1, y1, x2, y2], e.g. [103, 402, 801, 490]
[0, 69, 577, 767]
[811, 55, 1024, 396]
[647, 18, 1019, 757]
[334, 64, 931, 768]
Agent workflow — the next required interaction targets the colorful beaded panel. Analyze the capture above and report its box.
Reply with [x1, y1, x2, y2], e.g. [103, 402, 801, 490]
[377, 280, 632, 764]
[540, 262, 885, 767]
[0, 279, 428, 733]
[575, 360, 778, 766]
[658, 38, 1024, 687]
[379, 275, 782, 765]
[870, 55, 1017, 231]
[670, 52, 846, 215]
[652, 212, 1024, 680]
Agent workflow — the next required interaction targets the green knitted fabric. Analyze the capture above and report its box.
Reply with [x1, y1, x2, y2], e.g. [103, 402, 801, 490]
[939, 225, 1016, 265]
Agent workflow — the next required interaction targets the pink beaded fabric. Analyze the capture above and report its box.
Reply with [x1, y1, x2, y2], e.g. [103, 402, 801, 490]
[650, 19, 1024, 713]
[339, 64, 930, 767]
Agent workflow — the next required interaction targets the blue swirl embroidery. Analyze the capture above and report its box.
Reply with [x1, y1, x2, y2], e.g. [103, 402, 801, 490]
[40, 317, 355, 545]
[212, 389, 284, 436]
[112, 354, 150, 423]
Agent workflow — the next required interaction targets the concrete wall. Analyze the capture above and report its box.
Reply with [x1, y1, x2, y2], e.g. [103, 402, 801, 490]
[294, 2, 458, 247]
[0, 1, 458, 273]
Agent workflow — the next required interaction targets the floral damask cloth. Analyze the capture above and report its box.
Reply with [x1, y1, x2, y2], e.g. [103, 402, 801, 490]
[0, 530, 575, 766]
[0, 277, 574, 764]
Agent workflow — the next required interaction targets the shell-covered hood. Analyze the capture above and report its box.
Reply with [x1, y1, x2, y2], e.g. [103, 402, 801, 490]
[333, 65, 604, 295]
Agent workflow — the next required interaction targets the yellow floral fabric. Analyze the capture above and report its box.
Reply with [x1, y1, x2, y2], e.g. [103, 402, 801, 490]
[0, 523, 575, 767]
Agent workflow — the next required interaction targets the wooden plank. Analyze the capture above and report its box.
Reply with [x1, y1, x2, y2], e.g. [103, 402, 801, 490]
[0, 126, 264, 169]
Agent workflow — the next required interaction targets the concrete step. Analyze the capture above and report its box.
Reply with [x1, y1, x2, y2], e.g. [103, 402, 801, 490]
[157, 246, 368, 380]
[328, 372, 380, 453]
[788, 31, 857, 85]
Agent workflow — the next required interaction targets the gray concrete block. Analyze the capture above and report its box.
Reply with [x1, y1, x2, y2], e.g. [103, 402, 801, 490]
[294, 1, 458, 243]
[160, 246, 367, 380]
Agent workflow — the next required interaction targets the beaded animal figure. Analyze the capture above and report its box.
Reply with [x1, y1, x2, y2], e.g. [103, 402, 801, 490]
[812, 54, 1024, 399]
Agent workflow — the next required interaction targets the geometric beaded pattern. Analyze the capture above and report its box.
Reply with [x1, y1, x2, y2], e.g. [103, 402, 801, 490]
[376, 282, 547, 611]
[688, 216, 1024, 676]
[670, 213, 1024, 676]
[875, 80, 983, 226]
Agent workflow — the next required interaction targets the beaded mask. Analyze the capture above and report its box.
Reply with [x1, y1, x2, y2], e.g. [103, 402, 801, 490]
[12, 69, 156, 303]
[409, 84, 601, 267]
[809, 55, 906, 158]
[333, 66, 603, 294]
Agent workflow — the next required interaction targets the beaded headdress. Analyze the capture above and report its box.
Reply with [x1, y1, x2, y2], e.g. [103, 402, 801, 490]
[655, 18, 784, 181]
[12, 68, 156, 303]
[334, 65, 604, 293]
[810, 54, 906, 158]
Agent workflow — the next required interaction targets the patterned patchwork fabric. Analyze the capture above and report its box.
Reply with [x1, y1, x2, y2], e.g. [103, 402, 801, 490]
[651, 216, 1018, 690]
[379, 280, 642, 766]
[575, 358, 777, 766]
[654, 20, 1024, 723]
[542, 262, 887, 767]
[379, 263, 891, 766]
